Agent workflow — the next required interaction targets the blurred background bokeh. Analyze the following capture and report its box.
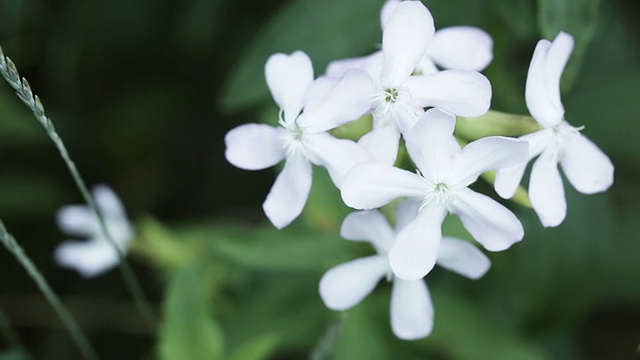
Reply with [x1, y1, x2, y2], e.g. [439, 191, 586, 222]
[0, 0, 639, 359]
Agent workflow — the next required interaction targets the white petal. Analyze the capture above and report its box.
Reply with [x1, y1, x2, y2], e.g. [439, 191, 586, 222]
[427, 27, 493, 71]
[380, 0, 401, 30]
[304, 133, 372, 187]
[525, 33, 574, 128]
[224, 124, 285, 170]
[265, 51, 314, 124]
[494, 129, 554, 198]
[404, 70, 492, 117]
[302, 77, 339, 114]
[390, 279, 434, 340]
[298, 69, 374, 133]
[389, 204, 447, 281]
[437, 237, 491, 279]
[341, 163, 427, 210]
[451, 188, 524, 251]
[262, 152, 312, 229]
[380, 1, 434, 87]
[92, 185, 126, 219]
[57, 206, 98, 237]
[415, 55, 439, 76]
[325, 52, 384, 81]
[529, 149, 566, 227]
[394, 199, 421, 232]
[358, 123, 401, 165]
[404, 109, 456, 183]
[54, 240, 120, 278]
[340, 211, 395, 254]
[319, 255, 389, 311]
[560, 132, 614, 194]
[449, 136, 529, 187]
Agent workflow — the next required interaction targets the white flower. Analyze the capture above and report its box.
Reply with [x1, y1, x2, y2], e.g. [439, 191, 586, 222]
[495, 32, 614, 227]
[325, 0, 492, 165]
[341, 108, 527, 280]
[225, 51, 374, 229]
[319, 206, 490, 340]
[54, 185, 133, 278]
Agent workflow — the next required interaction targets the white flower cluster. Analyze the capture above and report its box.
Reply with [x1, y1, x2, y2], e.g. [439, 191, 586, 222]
[225, 0, 613, 340]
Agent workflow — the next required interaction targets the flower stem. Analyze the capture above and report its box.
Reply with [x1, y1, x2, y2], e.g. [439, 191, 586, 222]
[309, 313, 347, 360]
[0, 221, 99, 360]
[0, 45, 157, 331]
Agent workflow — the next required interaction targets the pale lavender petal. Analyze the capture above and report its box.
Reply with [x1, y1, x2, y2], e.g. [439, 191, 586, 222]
[427, 26, 493, 71]
[325, 51, 384, 81]
[319, 255, 389, 310]
[404, 109, 456, 183]
[358, 124, 401, 166]
[265, 51, 314, 124]
[451, 188, 524, 251]
[54, 240, 120, 278]
[404, 70, 492, 117]
[390, 279, 434, 340]
[449, 136, 529, 187]
[341, 163, 428, 210]
[380, 1, 434, 87]
[225, 124, 285, 170]
[560, 132, 614, 194]
[298, 69, 375, 133]
[340, 211, 395, 254]
[394, 198, 421, 232]
[262, 152, 312, 229]
[304, 133, 372, 187]
[302, 77, 339, 114]
[437, 237, 491, 279]
[389, 203, 448, 280]
[529, 149, 566, 227]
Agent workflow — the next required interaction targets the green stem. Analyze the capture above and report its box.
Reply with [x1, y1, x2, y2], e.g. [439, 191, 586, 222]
[0, 221, 99, 360]
[0, 45, 157, 331]
[309, 313, 347, 360]
[456, 110, 542, 141]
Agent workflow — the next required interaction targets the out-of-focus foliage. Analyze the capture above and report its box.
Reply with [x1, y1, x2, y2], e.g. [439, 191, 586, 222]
[0, 0, 639, 359]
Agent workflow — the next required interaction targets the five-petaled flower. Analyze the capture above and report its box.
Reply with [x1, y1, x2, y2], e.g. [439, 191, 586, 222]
[341, 108, 528, 280]
[495, 32, 614, 227]
[55, 185, 133, 278]
[320, 206, 490, 340]
[225, 51, 374, 229]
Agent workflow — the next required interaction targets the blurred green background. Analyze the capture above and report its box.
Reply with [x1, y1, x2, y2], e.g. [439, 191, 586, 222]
[0, 0, 639, 359]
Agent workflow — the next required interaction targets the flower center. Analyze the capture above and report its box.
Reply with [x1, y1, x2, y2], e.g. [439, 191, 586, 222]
[384, 88, 399, 103]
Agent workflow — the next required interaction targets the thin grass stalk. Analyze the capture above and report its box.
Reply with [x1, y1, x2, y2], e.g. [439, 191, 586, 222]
[0, 221, 99, 360]
[0, 45, 157, 331]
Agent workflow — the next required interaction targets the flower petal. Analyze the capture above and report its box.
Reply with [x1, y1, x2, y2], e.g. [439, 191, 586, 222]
[529, 149, 566, 227]
[404, 108, 456, 183]
[319, 255, 389, 311]
[341, 163, 427, 210]
[389, 203, 447, 280]
[390, 279, 434, 340]
[437, 237, 490, 279]
[298, 69, 374, 133]
[93, 185, 126, 219]
[404, 70, 492, 117]
[54, 240, 119, 278]
[394, 198, 421, 232]
[262, 152, 312, 229]
[225, 124, 285, 170]
[265, 51, 314, 124]
[449, 136, 529, 187]
[358, 123, 401, 165]
[340, 211, 395, 254]
[304, 133, 372, 187]
[525, 33, 574, 128]
[560, 132, 614, 194]
[57, 206, 98, 237]
[451, 188, 524, 251]
[427, 26, 493, 71]
[325, 51, 384, 81]
[380, 1, 434, 87]
[302, 77, 339, 114]
[380, 0, 401, 30]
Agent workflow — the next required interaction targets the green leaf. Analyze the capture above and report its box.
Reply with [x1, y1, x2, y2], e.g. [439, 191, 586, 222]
[158, 266, 225, 360]
[536, 0, 600, 91]
[229, 334, 279, 360]
[221, 0, 384, 112]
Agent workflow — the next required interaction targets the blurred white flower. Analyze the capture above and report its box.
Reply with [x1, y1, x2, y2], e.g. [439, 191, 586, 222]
[319, 206, 490, 340]
[495, 32, 614, 227]
[225, 51, 374, 229]
[55, 185, 133, 278]
[341, 108, 527, 280]
[325, 1, 491, 164]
